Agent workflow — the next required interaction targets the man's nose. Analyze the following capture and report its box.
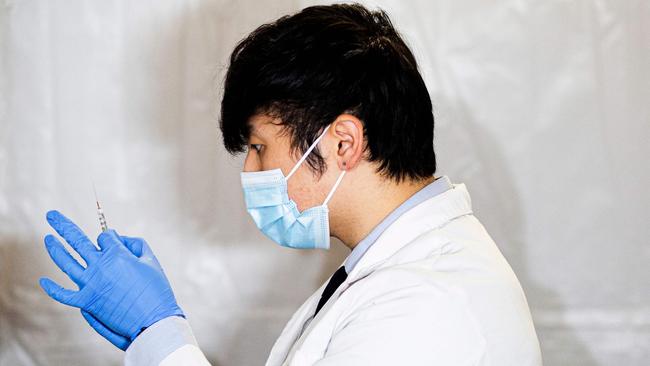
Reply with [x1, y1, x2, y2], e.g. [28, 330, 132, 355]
[243, 150, 261, 172]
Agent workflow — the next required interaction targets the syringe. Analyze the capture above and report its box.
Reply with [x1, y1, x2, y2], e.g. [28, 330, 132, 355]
[92, 181, 108, 232]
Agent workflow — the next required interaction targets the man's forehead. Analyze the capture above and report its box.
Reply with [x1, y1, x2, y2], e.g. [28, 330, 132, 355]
[248, 114, 278, 137]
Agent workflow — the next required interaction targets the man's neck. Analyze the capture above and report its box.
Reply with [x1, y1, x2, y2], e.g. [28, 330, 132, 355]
[332, 175, 437, 250]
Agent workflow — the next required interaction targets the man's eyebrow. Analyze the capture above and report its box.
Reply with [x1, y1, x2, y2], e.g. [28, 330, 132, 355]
[250, 126, 261, 137]
[249, 116, 276, 139]
[249, 121, 268, 138]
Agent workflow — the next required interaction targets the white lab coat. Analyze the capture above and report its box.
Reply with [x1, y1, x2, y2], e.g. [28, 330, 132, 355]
[129, 182, 543, 365]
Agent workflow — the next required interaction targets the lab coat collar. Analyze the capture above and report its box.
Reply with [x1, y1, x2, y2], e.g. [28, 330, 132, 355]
[343, 182, 474, 282]
[310, 181, 474, 324]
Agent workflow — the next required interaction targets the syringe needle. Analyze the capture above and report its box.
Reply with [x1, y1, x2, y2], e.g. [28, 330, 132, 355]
[92, 181, 99, 205]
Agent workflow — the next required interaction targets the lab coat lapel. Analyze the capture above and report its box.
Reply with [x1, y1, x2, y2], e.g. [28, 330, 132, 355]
[264, 283, 325, 366]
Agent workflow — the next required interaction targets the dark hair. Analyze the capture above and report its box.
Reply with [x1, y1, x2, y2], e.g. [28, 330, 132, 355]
[219, 2, 436, 183]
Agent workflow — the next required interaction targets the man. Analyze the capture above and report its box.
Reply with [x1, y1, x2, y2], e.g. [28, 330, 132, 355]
[40, 3, 543, 365]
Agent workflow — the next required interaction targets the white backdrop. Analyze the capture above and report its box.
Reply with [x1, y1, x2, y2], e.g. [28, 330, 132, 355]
[1, 0, 648, 365]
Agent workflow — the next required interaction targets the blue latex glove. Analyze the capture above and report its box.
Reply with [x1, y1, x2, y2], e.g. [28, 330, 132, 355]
[39, 210, 184, 350]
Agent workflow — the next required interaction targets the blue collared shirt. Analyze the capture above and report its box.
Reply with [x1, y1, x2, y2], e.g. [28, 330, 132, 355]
[343, 175, 453, 273]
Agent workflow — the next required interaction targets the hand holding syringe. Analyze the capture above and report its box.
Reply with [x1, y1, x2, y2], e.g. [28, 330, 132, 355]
[39, 183, 185, 350]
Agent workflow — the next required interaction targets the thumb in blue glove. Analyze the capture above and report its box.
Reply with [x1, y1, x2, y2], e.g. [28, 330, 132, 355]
[78, 235, 168, 350]
[39, 210, 184, 350]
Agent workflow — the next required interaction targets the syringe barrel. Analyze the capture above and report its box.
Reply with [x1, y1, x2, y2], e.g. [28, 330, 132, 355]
[97, 210, 108, 232]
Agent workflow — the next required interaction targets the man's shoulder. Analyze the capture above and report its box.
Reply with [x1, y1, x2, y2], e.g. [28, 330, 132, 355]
[338, 217, 532, 326]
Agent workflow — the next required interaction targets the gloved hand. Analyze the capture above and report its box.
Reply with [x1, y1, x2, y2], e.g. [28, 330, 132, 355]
[39, 210, 184, 350]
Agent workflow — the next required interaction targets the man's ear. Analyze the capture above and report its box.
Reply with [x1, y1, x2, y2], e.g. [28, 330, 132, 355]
[331, 114, 365, 170]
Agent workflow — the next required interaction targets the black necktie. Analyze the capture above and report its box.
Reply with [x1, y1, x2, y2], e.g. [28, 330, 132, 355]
[314, 266, 348, 316]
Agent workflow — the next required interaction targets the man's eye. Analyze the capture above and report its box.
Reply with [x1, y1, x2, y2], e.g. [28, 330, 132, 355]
[250, 144, 263, 153]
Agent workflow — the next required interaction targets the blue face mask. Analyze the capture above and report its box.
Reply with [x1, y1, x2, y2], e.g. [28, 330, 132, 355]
[240, 124, 346, 250]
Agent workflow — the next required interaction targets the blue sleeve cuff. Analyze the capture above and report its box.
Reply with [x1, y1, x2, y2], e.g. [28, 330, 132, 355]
[124, 316, 199, 366]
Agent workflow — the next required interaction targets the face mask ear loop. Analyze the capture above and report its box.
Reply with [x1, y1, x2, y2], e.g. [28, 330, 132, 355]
[323, 170, 346, 206]
[286, 124, 332, 181]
